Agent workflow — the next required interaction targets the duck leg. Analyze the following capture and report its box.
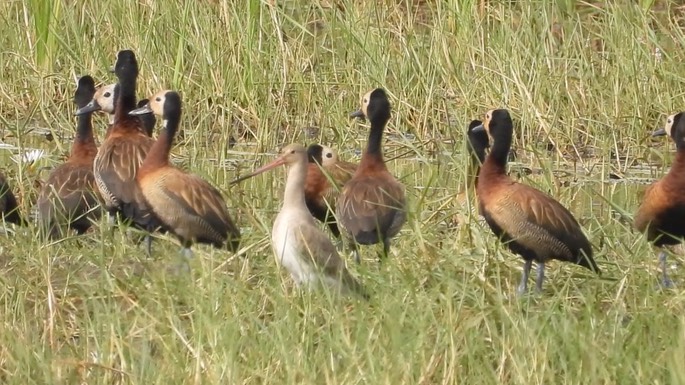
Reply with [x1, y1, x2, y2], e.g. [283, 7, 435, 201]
[174, 246, 193, 273]
[380, 237, 391, 261]
[327, 220, 341, 238]
[517, 259, 533, 295]
[659, 250, 674, 288]
[144, 234, 152, 257]
[107, 212, 116, 226]
[181, 246, 193, 260]
[350, 241, 361, 264]
[535, 261, 546, 293]
[143, 223, 159, 258]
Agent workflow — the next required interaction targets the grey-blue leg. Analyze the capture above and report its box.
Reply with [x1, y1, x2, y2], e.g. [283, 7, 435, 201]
[144, 234, 152, 257]
[107, 213, 116, 238]
[535, 261, 546, 293]
[659, 250, 674, 288]
[350, 241, 361, 264]
[517, 260, 533, 295]
[175, 247, 193, 274]
[381, 238, 391, 261]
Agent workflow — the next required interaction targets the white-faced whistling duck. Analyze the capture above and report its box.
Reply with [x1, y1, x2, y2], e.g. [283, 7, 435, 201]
[85, 83, 116, 124]
[130, 90, 241, 262]
[304, 144, 356, 237]
[635, 112, 685, 288]
[75, 50, 160, 254]
[336, 88, 406, 263]
[473, 109, 599, 295]
[232, 144, 367, 298]
[37, 75, 102, 239]
[80, 83, 156, 137]
[0, 172, 24, 226]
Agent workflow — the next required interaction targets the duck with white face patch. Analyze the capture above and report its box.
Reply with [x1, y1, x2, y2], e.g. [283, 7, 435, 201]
[304, 143, 356, 238]
[337, 88, 407, 264]
[635, 112, 685, 289]
[75, 50, 161, 255]
[130, 90, 241, 268]
[37, 75, 102, 239]
[77, 83, 156, 136]
[473, 108, 599, 295]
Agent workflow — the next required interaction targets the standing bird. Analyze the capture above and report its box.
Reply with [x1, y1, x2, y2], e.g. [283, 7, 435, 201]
[0, 172, 24, 226]
[635, 112, 685, 288]
[37, 75, 102, 239]
[336, 88, 406, 263]
[130, 90, 240, 261]
[473, 109, 599, 294]
[75, 50, 160, 254]
[304, 144, 356, 237]
[232, 144, 367, 298]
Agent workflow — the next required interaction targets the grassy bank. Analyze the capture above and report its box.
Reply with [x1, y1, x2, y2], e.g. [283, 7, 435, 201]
[0, 0, 684, 383]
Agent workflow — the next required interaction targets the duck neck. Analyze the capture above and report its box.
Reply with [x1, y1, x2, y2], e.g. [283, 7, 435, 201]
[360, 119, 386, 167]
[114, 76, 137, 122]
[283, 159, 308, 211]
[483, 132, 511, 175]
[667, 149, 685, 181]
[676, 136, 685, 152]
[71, 112, 97, 156]
[141, 117, 178, 173]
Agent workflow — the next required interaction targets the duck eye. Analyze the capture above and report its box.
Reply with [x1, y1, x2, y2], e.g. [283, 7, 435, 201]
[155, 97, 162, 102]
[103, 92, 111, 97]
[326, 153, 333, 158]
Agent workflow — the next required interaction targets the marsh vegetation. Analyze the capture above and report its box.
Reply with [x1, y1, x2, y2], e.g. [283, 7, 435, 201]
[1, 0, 685, 383]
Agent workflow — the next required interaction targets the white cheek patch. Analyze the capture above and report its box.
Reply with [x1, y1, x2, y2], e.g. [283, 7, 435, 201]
[666, 115, 677, 136]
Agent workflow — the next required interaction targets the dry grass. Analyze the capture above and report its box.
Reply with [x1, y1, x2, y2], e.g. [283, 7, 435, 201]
[0, 0, 683, 383]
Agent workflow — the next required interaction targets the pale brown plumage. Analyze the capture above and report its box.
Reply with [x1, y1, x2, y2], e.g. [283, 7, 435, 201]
[138, 167, 240, 250]
[93, 132, 152, 212]
[37, 75, 101, 239]
[478, 174, 592, 263]
[336, 88, 406, 262]
[337, 173, 405, 243]
[131, 90, 240, 257]
[75, 51, 160, 239]
[474, 109, 597, 294]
